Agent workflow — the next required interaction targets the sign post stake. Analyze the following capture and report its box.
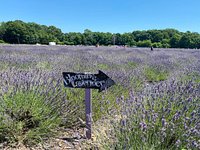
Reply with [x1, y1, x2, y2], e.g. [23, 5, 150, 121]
[63, 70, 115, 139]
[85, 88, 92, 139]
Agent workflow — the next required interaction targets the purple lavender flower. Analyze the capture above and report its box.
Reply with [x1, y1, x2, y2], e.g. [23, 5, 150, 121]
[139, 122, 147, 131]
[161, 117, 167, 127]
[121, 119, 127, 127]
[173, 111, 181, 121]
[175, 139, 181, 147]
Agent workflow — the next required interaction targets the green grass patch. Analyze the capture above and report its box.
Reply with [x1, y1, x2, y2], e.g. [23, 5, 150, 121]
[0, 62, 36, 70]
[0, 40, 5, 43]
[16, 63, 33, 70]
[0, 62, 9, 70]
[180, 72, 200, 83]
[129, 76, 144, 92]
[125, 61, 138, 69]
[111, 61, 138, 71]
[96, 63, 110, 70]
[36, 62, 51, 70]
[144, 67, 169, 82]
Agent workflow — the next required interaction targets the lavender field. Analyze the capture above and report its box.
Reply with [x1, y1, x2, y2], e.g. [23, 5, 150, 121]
[0, 44, 199, 149]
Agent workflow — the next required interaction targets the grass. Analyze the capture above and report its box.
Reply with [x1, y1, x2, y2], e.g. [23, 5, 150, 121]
[36, 61, 51, 70]
[125, 61, 138, 69]
[144, 66, 169, 82]
[180, 72, 200, 83]
[129, 76, 144, 92]
[0, 62, 9, 70]
[96, 63, 110, 70]
[0, 61, 36, 70]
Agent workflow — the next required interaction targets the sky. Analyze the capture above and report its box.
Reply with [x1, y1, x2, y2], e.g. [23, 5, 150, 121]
[0, 0, 200, 33]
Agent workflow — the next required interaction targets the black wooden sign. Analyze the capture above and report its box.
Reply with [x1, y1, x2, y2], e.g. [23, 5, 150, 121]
[62, 70, 115, 92]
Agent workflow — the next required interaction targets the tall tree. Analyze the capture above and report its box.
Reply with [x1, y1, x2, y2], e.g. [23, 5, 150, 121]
[3, 20, 28, 44]
[170, 34, 182, 48]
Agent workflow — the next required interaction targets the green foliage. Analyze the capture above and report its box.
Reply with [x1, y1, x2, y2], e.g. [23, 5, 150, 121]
[152, 42, 163, 48]
[180, 72, 200, 83]
[0, 62, 8, 70]
[0, 90, 61, 145]
[179, 34, 192, 48]
[65, 32, 83, 45]
[1, 20, 200, 48]
[132, 30, 150, 42]
[179, 32, 200, 48]
[0, 40, 5, 43]
[148, 29, 164, 42]
[129, 76, 144, 92]
[161, 39, 170, 48]
[96, 63, 110, 70]
[137, 40, 152, 47]
[144, 66, 169, 82]
[0, 20, 63, 44]
[0, 22, 6, 40]
[126, 62, 138, 68]
[36, 61, 52, 70]
[2, 20, 27, 44]
[170, 33, 181, 48]
[0, 61, 35, 70]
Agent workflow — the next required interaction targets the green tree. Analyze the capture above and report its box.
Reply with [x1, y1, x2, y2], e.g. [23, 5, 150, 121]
[137, 40, 152, 47]
[99, 32, 112, 45]
[132, 31, 150, 42]
[121, 33, 134, 46]
[65, 32, 83, 45]
[170, 34, 181, 48]
[114, 33, 122, 45]
[148, 30, 164, 43]
[161, 39, 170, 48]
[1, 20, 200, 48]
[83, 29, 95, 45]
[189, 32, 200, 48]
[179, 32, 192, 48]
[162, 29, 180, 38]
[152, 42, 162, 48]
[0, 22, 6, 40]
[47, 26, 63, 42]
[3, 20, 28, 44]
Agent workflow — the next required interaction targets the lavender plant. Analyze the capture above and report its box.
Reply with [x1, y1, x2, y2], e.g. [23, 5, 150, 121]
[0, 69, 78, 146]
[103, 80, 200, 150]
[0, 45, 200, 149]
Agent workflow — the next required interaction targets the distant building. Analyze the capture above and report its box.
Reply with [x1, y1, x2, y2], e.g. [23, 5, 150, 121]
[49, 42, 56, 46]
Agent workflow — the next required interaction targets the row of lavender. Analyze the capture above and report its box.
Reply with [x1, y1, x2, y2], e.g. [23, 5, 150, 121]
[0, 45, 199, 149]
[0, 45, 199, 85]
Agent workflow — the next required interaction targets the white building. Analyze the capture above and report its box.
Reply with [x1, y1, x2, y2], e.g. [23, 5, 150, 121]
[49, 42, 56, 45]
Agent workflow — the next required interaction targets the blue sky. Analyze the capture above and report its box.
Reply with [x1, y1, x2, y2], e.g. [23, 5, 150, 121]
[0, 0, 200, 33]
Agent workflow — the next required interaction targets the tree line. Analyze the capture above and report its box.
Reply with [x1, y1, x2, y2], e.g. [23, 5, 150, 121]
[0, 20, 200, 48]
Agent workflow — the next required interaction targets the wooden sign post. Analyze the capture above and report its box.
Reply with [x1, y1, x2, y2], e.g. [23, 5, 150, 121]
[85, 88, 92, 139]
[63, 70, 115, 139]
